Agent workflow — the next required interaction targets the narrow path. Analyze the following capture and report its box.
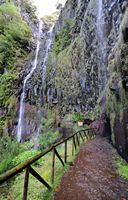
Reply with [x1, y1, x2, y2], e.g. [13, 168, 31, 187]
[54, 137, 128, 200]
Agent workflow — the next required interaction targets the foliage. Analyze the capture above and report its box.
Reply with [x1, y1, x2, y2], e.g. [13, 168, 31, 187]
[40, 109, 61, 150]
[39, 131, 60, 150]
[71, 112, 85, 123]
[22, 0, 37, 21]
[12, 150, 40, 166]
[116, 157, 128, 179]
[42, 11, 59, 25]
[0, 72, 17, 107]
[0, 136, 24, 174]
[1, 141, 75, 200]
[41, 110, 56, 131]
[0, 2, 32, 72]
[53, 19, 74, 55]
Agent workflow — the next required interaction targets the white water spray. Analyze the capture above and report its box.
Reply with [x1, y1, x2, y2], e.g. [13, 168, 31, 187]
[42, 26, 53, 83]
[97, 0, 107, 92]
[17, 21, 42, 142]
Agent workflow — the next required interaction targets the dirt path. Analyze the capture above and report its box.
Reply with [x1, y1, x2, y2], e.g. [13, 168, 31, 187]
[54, 137, 128, 200]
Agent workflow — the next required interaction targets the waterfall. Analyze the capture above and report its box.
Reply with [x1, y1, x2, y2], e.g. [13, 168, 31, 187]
[42, 26, 53, 83]
[17, 21, 42, 142]
[17, 22, 54, 142]
[97, 0, 107, 92]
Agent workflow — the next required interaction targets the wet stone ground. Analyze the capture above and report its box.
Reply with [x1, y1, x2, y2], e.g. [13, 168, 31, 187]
[54, 137, 128, 200]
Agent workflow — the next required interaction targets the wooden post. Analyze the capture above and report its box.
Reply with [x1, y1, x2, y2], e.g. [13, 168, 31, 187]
[52, 148, 55, 184]
[76, 133, 80, 146]
[78, 133, 81, 145]
[73, 135, 77, 151]
[79, 132, 84, 142]
[54, 148, 64, 166]
[65, 140, 67, 163]
[29, 166, 51, 190]
[23, 167, 30, 200]
[84, 130, 87, 138]
[72, 137, 74, 155]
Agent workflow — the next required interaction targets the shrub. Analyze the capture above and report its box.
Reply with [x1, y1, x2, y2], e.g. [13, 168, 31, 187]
[0, 136, 24, 174]
[72, 112, 85, 123]
[0, 2, 32, 72]
[0, 72, 17, 107]
[39, 131, 60, 150]
[53, 19, 74, 55]
[12, 150, 40, 166]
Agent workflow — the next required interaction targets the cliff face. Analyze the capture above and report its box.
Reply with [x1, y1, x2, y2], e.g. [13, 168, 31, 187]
[0, 0, 127, 157]
[45, 0, 128, 159]
[106, 6, 128, 160]
[0, 0, 42, 139]
[45, 0, 121, 113]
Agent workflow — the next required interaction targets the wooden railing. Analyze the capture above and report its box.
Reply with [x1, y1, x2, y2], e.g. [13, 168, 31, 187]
[0, 128, 95, 200]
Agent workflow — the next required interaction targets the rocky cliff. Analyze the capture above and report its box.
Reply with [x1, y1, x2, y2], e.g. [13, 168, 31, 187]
[45, 0, 128, 159]
[45, 0, 121, 113]
[0, 0, 41, 139]
[106, 5, 128, 160]
[0, 0, 128, 160]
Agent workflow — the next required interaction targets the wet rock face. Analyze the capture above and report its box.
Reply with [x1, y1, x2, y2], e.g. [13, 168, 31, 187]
[45, 0, 121, 114]
[105, 7, 128, 160]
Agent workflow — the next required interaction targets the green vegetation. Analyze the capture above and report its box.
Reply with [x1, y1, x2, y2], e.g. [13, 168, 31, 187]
[12, 150, 40, 166]
[21, 0, 37, 22]
[71, 112, 85, 123]
[42, 11, 59, 26]
[39, 130, 60, 150]
[0, 73, 17, 107]
[0, 2, 32, 134]
[0, 136, 24, 174]
[0, 140, 77, 200]
[0, 2, 32, 72]
[115, 156, 128, 179]
[39, 109, 61, 150]
[53, 19, 74, 55]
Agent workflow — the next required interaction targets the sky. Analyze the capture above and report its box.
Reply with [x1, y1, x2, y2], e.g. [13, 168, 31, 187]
[32, 0, 67, 17]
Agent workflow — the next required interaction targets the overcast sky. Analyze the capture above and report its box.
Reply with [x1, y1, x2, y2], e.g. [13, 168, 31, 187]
[33, 0, 67, 17]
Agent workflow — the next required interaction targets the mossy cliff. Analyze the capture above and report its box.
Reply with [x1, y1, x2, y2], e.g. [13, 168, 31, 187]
[106, 6, 128, 160]
[0, 0, 38, 137]
[45, 0, 128, 159]
[45, 0, 121, 113]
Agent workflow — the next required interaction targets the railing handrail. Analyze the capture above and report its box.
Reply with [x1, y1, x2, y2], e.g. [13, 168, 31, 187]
[0, 128, 95, 185]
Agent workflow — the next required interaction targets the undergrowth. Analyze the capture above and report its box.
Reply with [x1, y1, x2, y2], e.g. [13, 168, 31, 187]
[115, 156, 128, 179]
[0, 140, 79, 200]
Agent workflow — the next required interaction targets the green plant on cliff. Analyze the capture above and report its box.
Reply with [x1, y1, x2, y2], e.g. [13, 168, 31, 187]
[42, 11, 59, 26]
[22, 0, 37, 21]
[0, 2, 32, 134]
[115, 156, 128, 179]
[53, 19, 74, 55]
[0, 2, 32, 73]
[72, 112, 85, 123]
[0, 72, 17, 107]
[0, 136, 24, 174]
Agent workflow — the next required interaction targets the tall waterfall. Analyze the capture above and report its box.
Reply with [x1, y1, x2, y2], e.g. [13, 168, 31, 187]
[97, 0, 107, 92]
[17, 22, 53, 142]
[42, 26, 53, 83]
[17, 21, 42, 142]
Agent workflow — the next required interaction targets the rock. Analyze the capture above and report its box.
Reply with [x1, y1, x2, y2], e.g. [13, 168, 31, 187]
[45, 0, 121, 114]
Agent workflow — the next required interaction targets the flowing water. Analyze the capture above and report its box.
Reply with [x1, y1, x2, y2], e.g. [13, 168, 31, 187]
[17, 22, 53, 142]
[17, 21, 42, 142]
[42, 26, 53, 83]
[97, 0, 107, 92]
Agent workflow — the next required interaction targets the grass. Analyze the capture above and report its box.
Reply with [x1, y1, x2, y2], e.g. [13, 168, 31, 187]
[0, 139, 80, 200]
[115, 156, 128, 179]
